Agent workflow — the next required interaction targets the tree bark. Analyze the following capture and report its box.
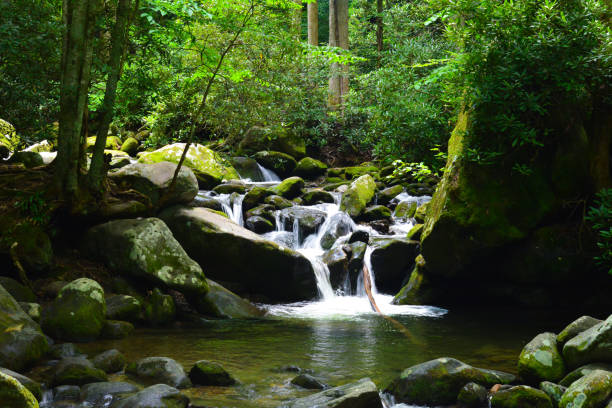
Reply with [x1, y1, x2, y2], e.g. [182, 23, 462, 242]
[307, 0, 318, 46]
[328, 0, 349, 109]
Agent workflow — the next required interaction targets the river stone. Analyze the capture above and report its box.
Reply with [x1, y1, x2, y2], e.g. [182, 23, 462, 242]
[0, 277, 36, 302]
[143, 288, 176, 326]
[0, 283, 48, 372]
[239, 126, 306, 159]
[491, 385, 553, 408]
[109, 162, 198, 209]
[540, 381, 567, 407]
[0, 368, 41, 401]
[370, 238, 419, 294]
[0, 371, 39, 408]
[159, 206, 316, 302]
[82, 218, 208, 298]
[49, 343, 84, 359]
[194, 279, 264, 319]
[559, 369, 612, 408]
[243, 186, 275, 212]
[138, 143, 239, 189]
[80, 381, 139, 406]
[340, 175, 377, 217]
[384, 357, 516, 406]
[322, 247, 349, 290]
[283, 377, 382, 408]
[560, 363, 612, 387]
[52, 357, 108, 387]
[246, 216, 275, 234]
[378, 185, 403, 204]
[270, 177, 305, 199]
[320, 213, 354, 250]
[349, 230, 370, 244]
[19, 302, 40, 322]
[86, 135, 122, 152]
[41, 278, 106, 342]
[291, 373, 327, 390]
[120, 137, 139, 155]
[213, 181, 247, 195]
[126, 357, 191, 389]
[407, 224, 424, 241]
[112, 384, 189, 408]
[360, 205, 391, 221]
[252, 151, 297, 178]
[245, 204, 276, 223]
[188, 360, 236, 386]
[265, 195, 294, 210]
[229, 156, 262, 181]
[106, 294, 141, 322]
[279, 207, 327, 239]
[92, 349, 126, 373]
[457, 382, 489, 408]
[294, 157, 327, 179]
[518, 332, 566, 383]
[563, 315, 612, 368]
[101, 320, 134, 339]
[394, 200, 417, 220]
[53, 384, 80, 401]
[414, 202, 429, 223]
[301, 189, 335, 205]
[557, 316, 603, 347]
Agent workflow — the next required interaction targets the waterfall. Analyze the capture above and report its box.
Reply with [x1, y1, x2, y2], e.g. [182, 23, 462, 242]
[217, 193, 245, 226]
[256, 163, 281, 182]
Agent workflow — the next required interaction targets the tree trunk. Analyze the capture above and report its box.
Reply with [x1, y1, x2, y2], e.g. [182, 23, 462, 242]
[307, 0, 318, 46]
[54, 0, 99, 199]
[376, 0, 383, 65]
[292, 0, 302, 37]
[328, 0, 349, 109]
[89, 0, 137, 191]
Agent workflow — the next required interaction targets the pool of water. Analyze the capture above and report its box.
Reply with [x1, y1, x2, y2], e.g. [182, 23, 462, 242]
[79, 304, 575, 408]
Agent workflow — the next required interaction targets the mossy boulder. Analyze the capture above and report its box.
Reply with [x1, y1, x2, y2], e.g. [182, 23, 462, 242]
[109, 162, 199, 209]
[491, 385, 553, 408]
[242, 187, 274, 212]
[194, 279, 264, 319]
[19, 302, 40, 322]
[540, 381, 567, 407]
[0, 368, 41, 401]
[294, 157, 327, 179]
[229, 156, 262, 181]
[7, 151, 44, 168]
[359, 205, 391, 221]
[143, 288, 176, 326]
[394, 201, 417, 220]
[285, 377, 382, 408]
[457, 382, 489, 408]
[518, 332, 566, 384]
[560, 363, 612, 387]
[52, 357, 108, 386]
[384, 357, 516, 406]
[291, 373, 327, 390]
[213, 181, 247, 195]
[0, 119, 20, 153]
[112, 384, 189, 408]
[378, 185, 403, 204]
[91, 349, 126, 373]
[41, 278, 106, 342]
[159, 206, 316, 301]
[340, 175, 376, 217]
[126, 357, 191, 389]
[86, 135, 122, 152]
[414, 202, 429, 223]
[563, 315, 612, 369]
[370, 238, 419, 294]
[120, 137, 139, 155]
[252, 151, 297, 178]
[559, 369, 612, 408]
[0, 277, 36, 302]
[238, 126, 306, 159]
[264, 194, 294, 210]
[83, 218, 208, 298]
[189, 360, 236, 386]
[407, 224, 424, 240]
[557, 316, 602, 347]
[101, 320, 134, 339]
[0, 371, 39, 408]
[139, 143, 239, 189]
[393, 261, 436, 306]
[105, 294, 141, 322]
[270, 177, 305, 199]
[245, 216, 274, 234]
[301, 189, 335, 205]
[245, 204, 276, 223]
[279, 207, 327, 239]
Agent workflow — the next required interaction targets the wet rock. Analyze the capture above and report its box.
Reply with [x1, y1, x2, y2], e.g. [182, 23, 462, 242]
[322, 247, 349, 290]
[360, 205, 391, 222]
[109, 162, 199, 209]
[143, 288, 176, 326]
[189, 360, 236, 386]
[301, 189, 335, 205]
[270, 177, 305, 199]
[279, 207, 327, 239]
[491, 385, 553, 408]
[138, 143, 239, 189]
[245, 204, 276, 223]
[0, 368, 41, 400]
[368, 219, 391, 234]
[559, 363, 612, 387]
[0, 371, 39, 408]
[291, 373, 327, 390]
[384, 357, 516, 406]
[49, 343, 84, 359]
[557, 316, 602, 347]
[340, 175, 376, 217]
[348, 230, 369, 244]
[159, 206, 316, 302]
[105, 294, 141, 322]
[563, 315, 612, 368]
[407, 224, 424, 240]
[0, 277, 36, 302]
[246, 216, 275, 234]
[370, 238, 419, 294]
[243, 187, 274, 212]
[320, 213, 354, 250]
[393, 201, 417, 220]
[53, 384, 80, 401]
[457, 382, 488, 408]
[559, 369, 612, 408]
[112, 384, 189, 408]
[80, 381, 139, 406]
[194, 279, 264, 319]
[539, 381, 566, 408]
[518, 332, 566, 383]
[294, 157, 327, 179]
[265, 195, 293, 210]
[120, 137, 139, 155]
[126, 357, 191, 389]
[213, 181, 247, 195]
[0, 284, 48, 371]
[101, 320, 134, 339]
[91, 349, 126, 373]
[83, 218, 208, 298]
[191, 195, 224, 211]
[252, 151, 297, 178]
[283, 377, 382, 408]
[239, 126, 305, 159]
[7, 151, 44, 168]
[41, 278, 106, 342]
[414, 202, 429, 223]
[229, 156, 263, 181]
[52, 357, 108, 386]
[19, 302, 40, 322]
[378, 185, 403, 204]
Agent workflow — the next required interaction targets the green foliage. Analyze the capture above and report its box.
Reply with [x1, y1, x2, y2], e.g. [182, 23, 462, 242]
[586, 188, 612, 275]
[386, 160, 436, 183]
[14, 192, 51, 226]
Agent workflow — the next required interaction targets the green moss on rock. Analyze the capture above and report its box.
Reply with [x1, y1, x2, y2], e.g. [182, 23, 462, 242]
[270, 177, 305, 199]
[518, 332, 566, 384]
[294, 157, 327, 179]
[0, 371, 39, 408]
[491, 385, 553, 408]
[340, 175, 376, 217]
[252, 151, 297, 178]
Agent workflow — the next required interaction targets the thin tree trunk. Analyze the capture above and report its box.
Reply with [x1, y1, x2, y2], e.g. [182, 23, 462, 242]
[292, 0, 302, 37]
[89, 0, 138, 191]
[376, 0, 383, 65]
[328, 0, 349, 109]
[307, 0, 318, 46]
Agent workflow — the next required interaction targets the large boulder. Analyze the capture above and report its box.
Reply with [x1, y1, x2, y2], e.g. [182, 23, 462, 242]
[560, 363, 612, 387]
[518, 332, 566, 384]
[339, 175, 376, 217]
[278, 207, 327, 240]
[0, 277, 36, 302]
[7, 151, 44, 168]
[86, 135, 122, 152]
[51, 357, 108, 386]
[490, 385, 553, 408]
[82, 218, 208, 298]
[229, 156, 263, 181]
[109, 162, 198, 209]
[126, 357, 191, 389]
[270, 177, 305, 199]
[105, 294, 142, 322]
[112, 384, 189, 408]
[138, 143, 239, 189]
[0, 371, 38, 408]
[238, 126, 306, 159]
[282, 377, 383, 408]
[159, 206, 317, 301]
[252, 151, 297, 178]
[0, 368, 41, 401]
[370, 238, 419, 294]
[557, 316, 602, 346]
[384, 357, 516, 406]
[559, 369, 612, 408]
[41, 278, 106, 342]
[294, 157, 327, 179]
[563, 315, 612, 369]
[0, 284, 48, 371]
[194, 279, 264, 319]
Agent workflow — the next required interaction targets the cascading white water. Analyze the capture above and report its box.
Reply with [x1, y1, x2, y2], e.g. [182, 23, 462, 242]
[257, 163, 281, 182]
[216, 193, 245, 226]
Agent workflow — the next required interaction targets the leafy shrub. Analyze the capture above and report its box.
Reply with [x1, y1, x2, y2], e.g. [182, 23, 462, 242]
[586, 188, 612, 275]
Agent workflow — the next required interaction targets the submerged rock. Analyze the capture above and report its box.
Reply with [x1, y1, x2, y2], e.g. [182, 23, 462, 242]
[518, 332, 566, 384]
[253, 151, 297, 178]
[112, 384, 189, 408]
[563, 315, 612, 368]
[384, 357, 515, 406]
[189, 360, 236, 386]
[291, 373, 327, 390]
[0, 371, 39, 408]
[160, 206, 316, 301]
[282, 377, 382, 408]
[101, 320, 134, 339]
[126, 357, 191, 389]
[557, 316, 602, 347]
[559, 369, 612, 408]
[490, 385, 553, 408]
[195, 279, 264, 319]
[339, 174, 376, 217]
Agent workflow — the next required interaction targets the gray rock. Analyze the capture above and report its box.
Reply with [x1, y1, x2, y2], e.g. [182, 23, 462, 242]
[279, 207, 327, 239]
[105, 294, 141, 322]
[281, 377, 382, 408]
[290, 374, 327, 390]
[18, 302, 40, 322]
[101, 320, 134, 340]
[92, 349, 126, 373]
[539, 381, 566, 408]
[53, 384, 80, 401]
[491, 385, 552, 408]
[563, 315, 612, 368]
[457, 382, 488, 408]
[559, 369, 612, 408]
[245, 216, 275, 234]
[370, 238, 419, 294]
[194, 279, 264, 319]
[126, 357, 191, 389]
[52, 357, 108, 387]
[49, 343, 84, 359]
[112, 384, 189, 408]
[557, 316, 602, 346]
[80, 381, 139, 406]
